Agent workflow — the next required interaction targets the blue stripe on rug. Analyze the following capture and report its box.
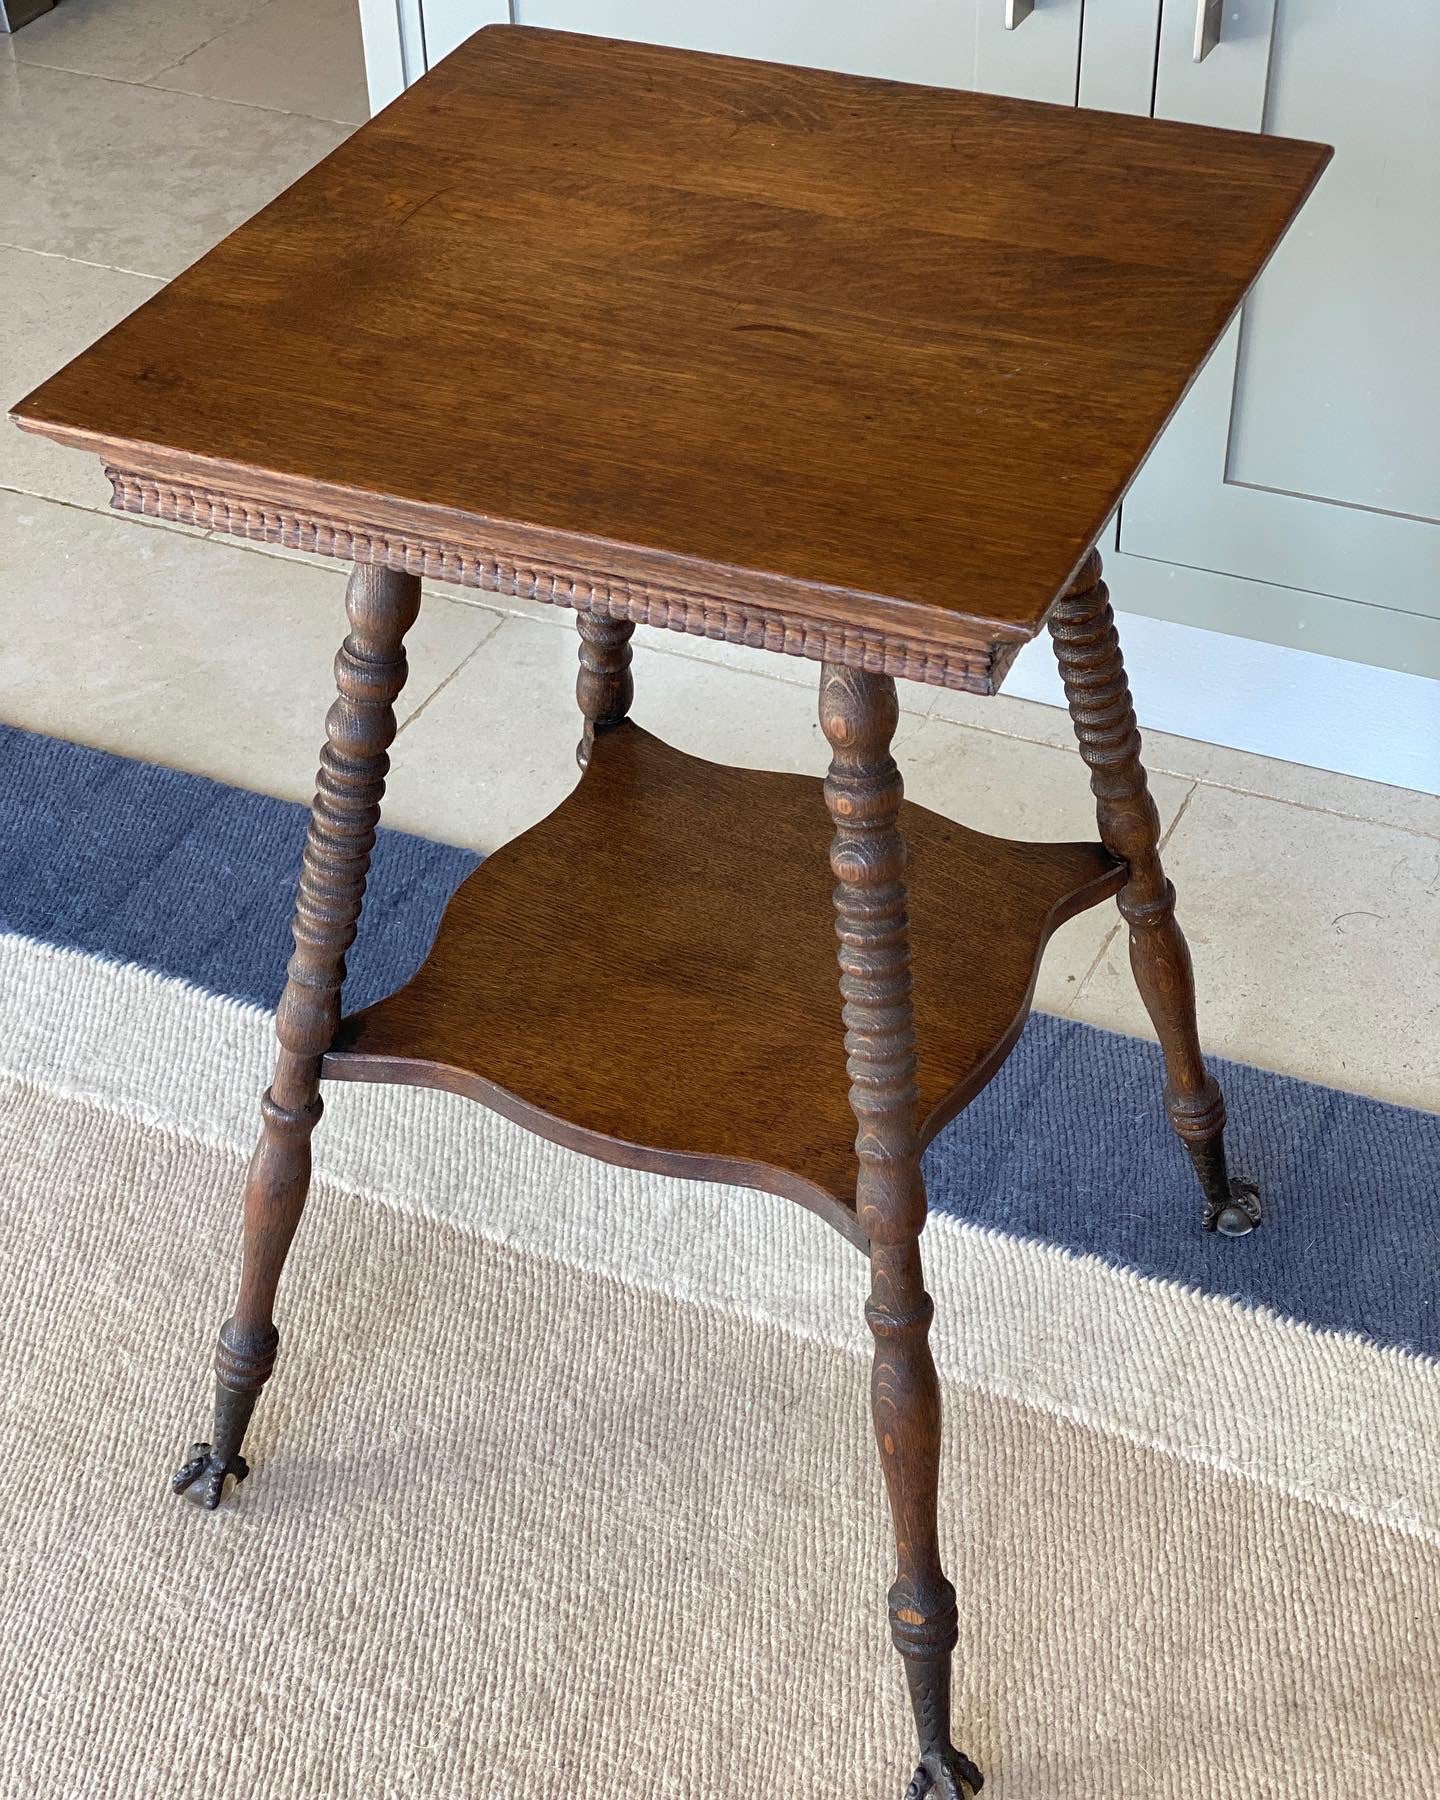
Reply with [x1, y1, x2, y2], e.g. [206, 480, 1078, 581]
[2, 722, 1436, 1359]
[0, 723, 477, 1012]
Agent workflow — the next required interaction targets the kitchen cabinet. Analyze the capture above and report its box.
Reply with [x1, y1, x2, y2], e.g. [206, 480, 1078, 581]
[1106, 0, 1440, 681]
[416, 0, 1093, 103]
[419, 0, 508, 66]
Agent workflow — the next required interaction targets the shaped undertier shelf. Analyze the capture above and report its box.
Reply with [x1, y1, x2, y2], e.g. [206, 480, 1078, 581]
[324, 722, 1124, 1248]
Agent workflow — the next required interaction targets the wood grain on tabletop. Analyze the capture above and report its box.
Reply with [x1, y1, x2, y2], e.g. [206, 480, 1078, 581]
[12, 27, 1329, 678]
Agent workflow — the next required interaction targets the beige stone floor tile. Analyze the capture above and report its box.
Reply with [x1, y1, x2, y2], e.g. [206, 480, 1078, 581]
[387, 613, 592, 849]
[391, 611, 886, 848]
[9, 0, 266, 83]
[925, 680, 1080, 750]
[2, 247, 162, 510]
[151, 0, 369, 124]
[420, 577, 547, 626]
[0, 492, 500, 800]
[930, 670, 1440, 837]
[1070, 783, 1440, 1112]
[895, 713, 1191, 1016]
[0, 61, 349, 277]
[1164, 738, 1440, 839]
[631, 635, 842, 774]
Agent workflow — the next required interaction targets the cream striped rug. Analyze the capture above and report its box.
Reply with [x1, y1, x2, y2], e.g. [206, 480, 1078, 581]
[1, 724, 1437, 1795]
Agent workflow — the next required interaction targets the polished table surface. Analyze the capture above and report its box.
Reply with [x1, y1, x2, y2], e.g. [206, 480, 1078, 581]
[12, 26, 1327, 693]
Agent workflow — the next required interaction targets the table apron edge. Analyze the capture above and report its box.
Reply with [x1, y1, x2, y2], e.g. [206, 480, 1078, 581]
[104, 463, 1016, 696]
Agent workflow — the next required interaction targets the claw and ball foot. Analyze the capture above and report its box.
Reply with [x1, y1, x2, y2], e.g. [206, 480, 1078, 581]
[1189, 1135, 1262, 1235]
[171, 1369, 263, 1509]
[906, 1749, 984, 1799]
[1209, 1176, 1263, 1237]
[172, 1442, 250, 1510]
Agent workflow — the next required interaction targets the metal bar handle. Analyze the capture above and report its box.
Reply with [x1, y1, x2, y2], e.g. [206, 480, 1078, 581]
[1194, 0, 1222, 60]
[1005, 0, 1034, 28]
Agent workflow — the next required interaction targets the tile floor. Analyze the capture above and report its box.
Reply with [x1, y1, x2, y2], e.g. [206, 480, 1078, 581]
[3, 0, 1437, 1112]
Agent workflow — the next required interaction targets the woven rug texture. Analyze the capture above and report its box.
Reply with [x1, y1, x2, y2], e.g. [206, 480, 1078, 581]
[1, 723, 1437, 1797]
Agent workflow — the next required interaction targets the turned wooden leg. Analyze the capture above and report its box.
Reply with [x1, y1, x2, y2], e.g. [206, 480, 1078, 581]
[1048, 551, 1260, 1236]
[820, 664, 983, 1800]
[172, 564, 422, 1509]
[575, 611, 635, 770]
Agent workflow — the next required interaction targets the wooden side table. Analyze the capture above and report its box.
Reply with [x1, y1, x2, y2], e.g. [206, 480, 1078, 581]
[13, 31, 1327, 1797]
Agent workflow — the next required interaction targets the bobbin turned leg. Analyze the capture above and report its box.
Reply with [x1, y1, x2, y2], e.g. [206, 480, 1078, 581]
[575, 612, 635, 770]
[820, 664, 983, 1800]
[1048, 553, 1260, 1237]
[172, 564, 421, 1509]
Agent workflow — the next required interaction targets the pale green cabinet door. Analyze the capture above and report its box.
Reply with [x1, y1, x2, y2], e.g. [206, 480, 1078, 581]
[511, 0, 979, 86]
[422, 0, 508, 65]
[511, 0, 1087, 100]
[1112, 0, 1440, 677]
[973, 0, 1083, 102]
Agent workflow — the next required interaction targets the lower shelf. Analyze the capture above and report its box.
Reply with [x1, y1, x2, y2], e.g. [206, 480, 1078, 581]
[324, 722, 1122, 1247]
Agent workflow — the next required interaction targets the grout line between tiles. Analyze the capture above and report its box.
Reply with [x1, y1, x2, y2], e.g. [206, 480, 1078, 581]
[8, 53, 363, 129]
[137, 75, 363, 127]
[1156, 781, 1199, 854]
[1060, 915, 1123, 1017]
[1062, 780, 1198, 1018]
[0, 239, 167, 282]
[1182, 774, 1440, 842]
[393, 616, 510, 738]
[137, 0, 289, 86]
[919, 697, 1440, 840]
[1147, 756, 1440, 841]
[0, 483, 204, 536]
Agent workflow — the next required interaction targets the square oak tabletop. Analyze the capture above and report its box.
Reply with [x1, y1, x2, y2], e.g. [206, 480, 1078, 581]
[12, 26, 1328, 693]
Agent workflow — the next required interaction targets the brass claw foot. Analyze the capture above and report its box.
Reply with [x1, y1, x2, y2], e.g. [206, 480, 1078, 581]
[1207, 1177, 1262, 1237]
[171, 1441, 250, 1510]
[905, 1748, 984, 1798]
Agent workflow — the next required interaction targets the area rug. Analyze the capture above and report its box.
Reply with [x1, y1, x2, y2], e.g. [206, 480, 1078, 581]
[0, 722, 1436, 1797]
